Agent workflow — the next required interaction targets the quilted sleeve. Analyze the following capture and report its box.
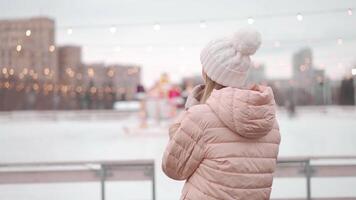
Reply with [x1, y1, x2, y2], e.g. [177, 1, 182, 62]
[162, 110, 206, 180]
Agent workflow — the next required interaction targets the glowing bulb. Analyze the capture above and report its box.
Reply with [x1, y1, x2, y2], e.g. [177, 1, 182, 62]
[9, 68, 14, 75]
[88, 68, 95, 77]
[153, 23, 161, 31]
[44, 68, 50, 75]
[352, 68, 356, 76]
[67, 28, 73, 35]
[107, 69, 115, 77]
[247, 17, 254, 25]
[2, 67, 7, 74]
[25, 29, 31, 36]
[179, 46, 185, 51]
[296, 13, 303, 21]
[16, 44, 22, 52]
[337, 38, 343, 45]
[49, 45, 55, 52]
[348, 8, 353, 16]
[199, 20, 207, 28]
[110, 26, 117, 33]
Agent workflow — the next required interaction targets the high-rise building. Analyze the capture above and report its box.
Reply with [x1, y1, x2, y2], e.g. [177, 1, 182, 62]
[0, 17, 57, 82]
[57, 45, 81, 85]
[0, 16, 141, 110]
[106, 64, 141, 100]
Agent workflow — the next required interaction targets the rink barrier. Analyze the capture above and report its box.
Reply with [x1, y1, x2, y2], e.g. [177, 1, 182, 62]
[275, 156, 356, 200]
[0, 110, 136, 121]
[1, 157, 356, 200]
[0, 160, 156, 200]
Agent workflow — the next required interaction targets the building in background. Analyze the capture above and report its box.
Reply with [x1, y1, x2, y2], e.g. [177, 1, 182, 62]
[291, 48, 331, 105]
[0, 17, 57, 82]
[0, 17, 141, 111]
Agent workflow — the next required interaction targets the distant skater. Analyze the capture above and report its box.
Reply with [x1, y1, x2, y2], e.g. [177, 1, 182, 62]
[162, 28, 281, 200]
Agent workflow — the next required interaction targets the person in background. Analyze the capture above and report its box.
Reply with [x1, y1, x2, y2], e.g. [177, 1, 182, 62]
[162, 28, 281, 200]
[136, 84, 147, 128]
[168, 85, 182, 117]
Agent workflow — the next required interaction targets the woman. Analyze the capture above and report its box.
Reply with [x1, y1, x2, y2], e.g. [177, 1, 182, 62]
[162, 28, 281, 200]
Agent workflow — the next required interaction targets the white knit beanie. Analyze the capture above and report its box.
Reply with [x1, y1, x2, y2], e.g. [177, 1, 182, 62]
[200, 28, 262, 88]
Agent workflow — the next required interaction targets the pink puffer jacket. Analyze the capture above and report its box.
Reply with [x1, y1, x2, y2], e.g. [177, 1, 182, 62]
[162, 85, 281, 200]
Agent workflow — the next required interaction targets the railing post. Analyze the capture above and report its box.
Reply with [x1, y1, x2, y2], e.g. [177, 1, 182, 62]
[305, 160, 312, 200]
[100, 165, 106, 200]
[152, 163, 156, 200]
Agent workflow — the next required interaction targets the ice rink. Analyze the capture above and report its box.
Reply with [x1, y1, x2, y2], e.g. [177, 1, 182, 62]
[1, 107, 356, 199]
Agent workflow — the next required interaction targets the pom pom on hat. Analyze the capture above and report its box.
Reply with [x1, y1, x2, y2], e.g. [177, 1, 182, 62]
[232, 27, 261, 56]
[200, 27, 262, 88]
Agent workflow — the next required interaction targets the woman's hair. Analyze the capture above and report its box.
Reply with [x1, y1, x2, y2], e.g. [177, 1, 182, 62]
[200, 72, 225, 103]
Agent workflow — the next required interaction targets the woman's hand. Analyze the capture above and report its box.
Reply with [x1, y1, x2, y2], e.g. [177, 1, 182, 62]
[185, 84, 205, 109]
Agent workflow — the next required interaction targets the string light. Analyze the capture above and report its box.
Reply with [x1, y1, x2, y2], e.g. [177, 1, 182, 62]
[16, 44, 22, 52]
[107, 69, 115, 77]
[67, 28, 73, 35]
[53, 7, 353, 32]
[352, 68, 356, 76]
[43, 68, 50, 76]
[297, 13, 303, 21]
[199, 20, 207, 28]
[348, 8, 353, 16]
[49, 45, 56, 52]
[153, 23, 161, 31]
[337, 38, 343, 45]
[109, 26, 117, 34]
[9, 68, 15, 75]
[247, 17, 254, 25]
[87, 68, 95, 77]
[2, 67, 8, 74]
[25, 29, 31, 37]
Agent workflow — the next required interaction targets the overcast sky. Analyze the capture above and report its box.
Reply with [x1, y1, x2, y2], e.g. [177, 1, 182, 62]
[1, 0, 356, 86]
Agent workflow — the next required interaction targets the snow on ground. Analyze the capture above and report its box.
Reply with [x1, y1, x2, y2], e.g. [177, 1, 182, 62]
[1, 107, 356, 199]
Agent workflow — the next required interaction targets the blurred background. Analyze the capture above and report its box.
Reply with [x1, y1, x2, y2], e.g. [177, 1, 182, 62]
[1, 0, 356, 200]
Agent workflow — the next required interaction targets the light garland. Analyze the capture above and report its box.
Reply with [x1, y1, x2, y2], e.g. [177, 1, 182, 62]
[6, 7, 353, 54]
[57, 7, 353, 30]
[7, 34, 355, 57]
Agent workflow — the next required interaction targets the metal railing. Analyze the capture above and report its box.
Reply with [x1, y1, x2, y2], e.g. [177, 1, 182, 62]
[0, 160, 156, 200]
[275, 156, 356, 200]
[1, 156, 356, 200]
[0, 110, 139, 122]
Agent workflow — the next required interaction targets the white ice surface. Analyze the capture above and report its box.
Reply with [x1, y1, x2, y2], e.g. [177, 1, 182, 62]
[1, 108, 356, 199]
